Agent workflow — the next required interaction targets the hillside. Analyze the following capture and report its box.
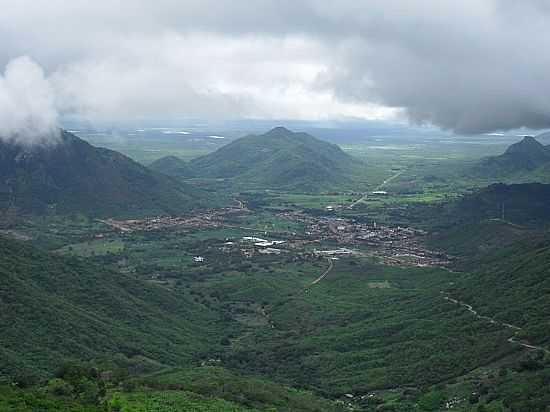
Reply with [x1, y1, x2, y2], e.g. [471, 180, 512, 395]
[0, 236, 221, 381]
[149, 155, 195, 178]
[427, 219, 538, 257]
[189, 127, 361, 190]
[535, 130, 550, 144]
[475, 135, 550, 177]
[450, 235, 550, 346]
[410, 182, 550, 232]
[453, 183, 550, 226]
[0, 131, 205, 218]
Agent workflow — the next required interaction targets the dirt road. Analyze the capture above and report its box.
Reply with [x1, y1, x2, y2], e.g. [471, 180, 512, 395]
[443, 294, 549, 354]
[309, 259, 334, 286]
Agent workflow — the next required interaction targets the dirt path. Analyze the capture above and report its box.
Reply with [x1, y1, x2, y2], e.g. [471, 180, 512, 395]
[308, 259, 334, 287]
[443, 294, 549, 354]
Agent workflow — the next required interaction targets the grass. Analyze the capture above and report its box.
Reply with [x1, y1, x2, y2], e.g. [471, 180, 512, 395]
[132, 366, 343, 412]
[0, 385, 102, 412]
[109, 390, 261, 412]
[216, 259, 517, 396]
[57, 239, 125, 257]
[269, 193, 359, 209]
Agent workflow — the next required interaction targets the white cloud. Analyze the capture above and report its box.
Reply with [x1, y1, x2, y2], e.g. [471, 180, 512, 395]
[0, 56, 59, 144]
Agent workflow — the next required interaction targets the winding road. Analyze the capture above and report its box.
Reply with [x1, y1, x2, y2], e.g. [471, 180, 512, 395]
[443, 294, 549, 354]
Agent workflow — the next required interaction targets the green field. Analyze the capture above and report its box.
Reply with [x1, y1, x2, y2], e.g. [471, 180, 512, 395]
[57, 238, 125, 257]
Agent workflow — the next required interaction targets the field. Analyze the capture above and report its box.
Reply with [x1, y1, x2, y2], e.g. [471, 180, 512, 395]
[57, 238, 125, 257]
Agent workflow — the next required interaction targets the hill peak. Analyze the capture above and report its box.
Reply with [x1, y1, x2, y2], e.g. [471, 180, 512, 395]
[263, 126, 294, 137]
[505, 135, 545, 155]
[476, 134, 550, 176]
[189, 127, 359, 190]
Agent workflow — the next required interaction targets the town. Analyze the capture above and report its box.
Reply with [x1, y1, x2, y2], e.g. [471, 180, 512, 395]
[100, 201, 450, 268]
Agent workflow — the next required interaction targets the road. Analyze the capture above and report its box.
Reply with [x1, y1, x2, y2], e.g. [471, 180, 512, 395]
[443, 294, 549, 354]
[264, 260, 334, 327]
[308, 259, 334, 287]
[233, 198, 246, 210]
[349, 170, 404, 209]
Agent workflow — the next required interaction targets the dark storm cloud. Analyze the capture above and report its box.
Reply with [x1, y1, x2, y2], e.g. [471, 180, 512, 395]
[0, 0, 549, 135]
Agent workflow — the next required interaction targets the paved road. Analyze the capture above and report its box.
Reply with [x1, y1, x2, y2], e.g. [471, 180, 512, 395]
[443, 295, 549, 354]
[349, 170, 404, 209]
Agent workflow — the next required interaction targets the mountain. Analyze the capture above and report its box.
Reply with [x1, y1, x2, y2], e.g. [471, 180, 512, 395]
[0, 236, 220, 381]
[189, 127, 361, 190]
[500, 136, 550, 168]
[149, 155, 195, 178]
[427, 219, 537, 257]
[475, 135, 550, 177]
[0, 131, 204, 217]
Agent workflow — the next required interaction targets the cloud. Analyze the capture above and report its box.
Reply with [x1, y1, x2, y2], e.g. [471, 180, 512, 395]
[0, 1, 550, 134]
[0, 56, 59, 144]
[316, 1, 550, 134]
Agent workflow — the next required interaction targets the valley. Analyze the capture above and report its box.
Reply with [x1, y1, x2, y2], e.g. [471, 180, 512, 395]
[3, 5, 550, 411]
[1, 128, 550, 412]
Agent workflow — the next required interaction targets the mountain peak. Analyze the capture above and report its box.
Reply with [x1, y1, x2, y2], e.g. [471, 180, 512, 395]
[520, 135, 538, 144]
[189, 127, 358, 190]
[505, 135, 545, 155]
[264, 126, 294, 137]
[0, 130, 201, 216]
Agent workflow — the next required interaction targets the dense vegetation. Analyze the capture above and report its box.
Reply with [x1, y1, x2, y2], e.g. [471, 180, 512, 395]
[404, 182, 550, 232]
[427, 219, 539, 257]
[450, 234, 550, 345]
[215, 260, 515, 396]
[2, 129, 550, 411]
[149, 155, 195, 178]
[0, 236, 222, 382]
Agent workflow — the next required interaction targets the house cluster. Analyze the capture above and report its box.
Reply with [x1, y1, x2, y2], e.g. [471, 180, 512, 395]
[444, 396, 464, 409]
[99, 205, 246, 232]
[276, 211, 449, 267]
[313, 248, 355, 257]
[236, 236, 288, 257]
[100, 202, 449, 268]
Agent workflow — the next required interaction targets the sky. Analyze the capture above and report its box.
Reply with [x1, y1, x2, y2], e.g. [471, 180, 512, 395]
[1, 0, 550, 143]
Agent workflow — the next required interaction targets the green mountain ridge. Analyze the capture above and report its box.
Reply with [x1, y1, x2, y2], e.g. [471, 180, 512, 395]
[188, 127, 362, 190]
[0, 131, 205, 218]
[149, 155, 196, 178]
[413, 182, 550, 231]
